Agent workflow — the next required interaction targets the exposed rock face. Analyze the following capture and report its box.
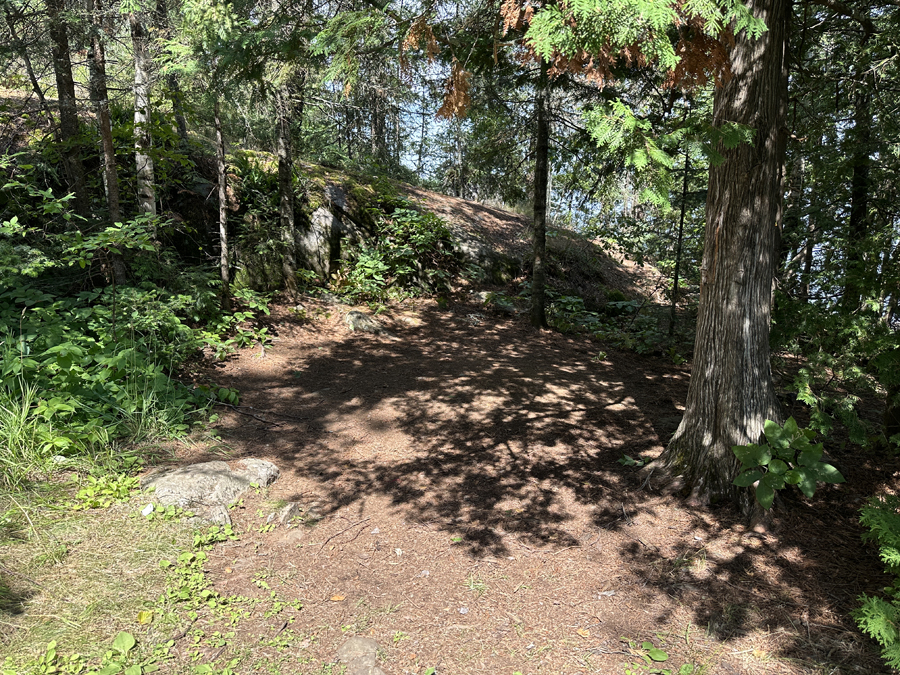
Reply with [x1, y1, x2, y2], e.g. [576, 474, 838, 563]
[297, 185, 370, 278]
[141, 459, 279, 523]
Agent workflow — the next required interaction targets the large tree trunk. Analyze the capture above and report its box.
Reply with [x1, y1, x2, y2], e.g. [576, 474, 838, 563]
[130, 12, 157, 215]
[87, 0, 128, 284]
[530, 58, 550, 329]
[214, 97, 231, 311]
[653, 0, 788, 510]
[46, 0, 89, 218]
[276, 87, 297, 295]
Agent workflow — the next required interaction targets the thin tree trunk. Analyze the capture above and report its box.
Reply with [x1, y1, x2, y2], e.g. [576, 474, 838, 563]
[276, 88, 297, 295]
[46, 0, 88, 218]
[214, 97, 231, 311]
[530, 58, 550, 329]
[779, 154, 804, 293]
[801, 215, 815, 302]
[654, 0, 788, 511]
[669, 152, 690, 339]
[154, 0, 189, 148]
[87, 0, 128, 284]
[130, 12, 157, 215]
[5, 9, 58, 141]
[842, 68, 872, 313]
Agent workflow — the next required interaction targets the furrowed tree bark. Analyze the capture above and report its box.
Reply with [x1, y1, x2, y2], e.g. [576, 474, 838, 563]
[214, 97, 231, 311]
[653, 0, 788, 511]
[530, 58, 550, 329]
[87, 0, 128, 284]
[46, 0, 89, 218]
[130, 11, 157, 215]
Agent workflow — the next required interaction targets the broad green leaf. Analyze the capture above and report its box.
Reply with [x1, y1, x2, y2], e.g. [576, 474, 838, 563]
[733, 443, 759, 465]
[112, 631, 136, 654]
[641, 641, 654, 650]
[764, 419, 790, 450]
[816, 463, 845, 484]
[784, 469, 802, 485]
[755, 481, 775, 510]
[124, 666, 142, 675]
[796, 467, 818, 497]
[733, 469, 762, 487]
[733, 443, 770, 466]
[647, 648, 669, 661]
[768, 458, 788, 475]
[761, 472, 785, 491]
[798, 444, 824, 467]
[783, 416, 800, 438]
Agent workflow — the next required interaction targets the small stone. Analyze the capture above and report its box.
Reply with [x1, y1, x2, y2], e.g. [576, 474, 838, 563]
[337, 637, 387, 675]
[277, 502, 302, 525]
[459, 607, 468, 614]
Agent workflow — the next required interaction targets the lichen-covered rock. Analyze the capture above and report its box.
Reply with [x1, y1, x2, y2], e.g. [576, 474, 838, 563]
[141, 459, 279, 522]
[345, 310, 392, 337]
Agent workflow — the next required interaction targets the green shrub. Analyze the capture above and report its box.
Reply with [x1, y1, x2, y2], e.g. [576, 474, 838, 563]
[337, 202, 460, 301]
[0, 155, 272, 482]
[855, 495, 900, 669]
[731, 417, 845, 509]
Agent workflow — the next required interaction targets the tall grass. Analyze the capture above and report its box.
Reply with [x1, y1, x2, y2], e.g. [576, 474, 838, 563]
[0, 383, 49, 488]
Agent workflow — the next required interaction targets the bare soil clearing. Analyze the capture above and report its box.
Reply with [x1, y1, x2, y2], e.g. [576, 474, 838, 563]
[175, 296, 895, 674]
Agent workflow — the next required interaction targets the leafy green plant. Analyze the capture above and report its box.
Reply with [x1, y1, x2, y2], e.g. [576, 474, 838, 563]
[618, 454, 648, 467]
[143, 503, 192, 522]
[4, 632, 154, 675]
[731, 417, 845, 509]
[70, 474, 140, 510]
[335, 199, 460, 301]
[854, 495, 900, 669]
[193, 524, 239, 549]
[621, 638, 695, 675]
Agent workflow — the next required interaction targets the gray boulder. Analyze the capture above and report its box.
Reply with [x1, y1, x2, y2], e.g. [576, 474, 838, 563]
[142, 459, 279, 523]
[345, 310, 393, 337]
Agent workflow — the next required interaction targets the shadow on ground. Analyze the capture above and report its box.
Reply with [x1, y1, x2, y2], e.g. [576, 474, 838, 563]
[202, 300, 895, 673]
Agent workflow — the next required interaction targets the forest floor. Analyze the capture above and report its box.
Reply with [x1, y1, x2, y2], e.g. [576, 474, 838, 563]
[163, 292, 897, 675]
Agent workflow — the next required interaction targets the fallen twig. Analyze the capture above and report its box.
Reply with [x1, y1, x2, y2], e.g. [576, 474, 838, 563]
[212, 402, 283, 426]
[317, 518, 371, 554]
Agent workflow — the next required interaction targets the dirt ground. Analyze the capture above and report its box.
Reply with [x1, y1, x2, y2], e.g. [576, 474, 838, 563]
[174, 294, 896, 675]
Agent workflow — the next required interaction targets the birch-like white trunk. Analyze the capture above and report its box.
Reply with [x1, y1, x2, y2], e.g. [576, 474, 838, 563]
[130, 12, 156, 215]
